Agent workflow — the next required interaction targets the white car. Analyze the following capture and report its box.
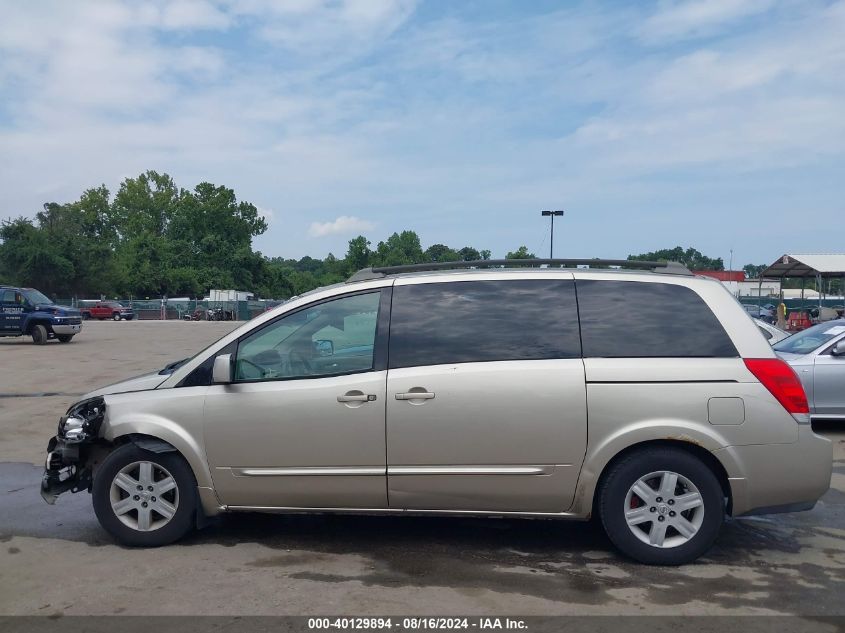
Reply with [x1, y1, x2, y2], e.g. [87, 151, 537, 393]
[754, 318, 790, 344]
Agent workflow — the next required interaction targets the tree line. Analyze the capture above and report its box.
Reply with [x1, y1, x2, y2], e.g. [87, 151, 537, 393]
[2, 170, 767, 300]
[0, 171, 500, 300]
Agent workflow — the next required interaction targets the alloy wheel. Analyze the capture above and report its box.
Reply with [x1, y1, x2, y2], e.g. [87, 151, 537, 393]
[623, 470, 704, 548]
[108, 461, 179, 532]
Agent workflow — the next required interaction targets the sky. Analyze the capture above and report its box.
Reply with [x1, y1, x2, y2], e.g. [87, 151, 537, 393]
[0, 0, 843, 268]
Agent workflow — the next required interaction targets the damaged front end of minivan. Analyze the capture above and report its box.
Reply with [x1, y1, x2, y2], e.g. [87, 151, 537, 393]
[41, 396, 109, 504]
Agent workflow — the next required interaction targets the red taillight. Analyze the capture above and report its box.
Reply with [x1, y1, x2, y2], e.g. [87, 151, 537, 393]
[744, 358, 809, 414]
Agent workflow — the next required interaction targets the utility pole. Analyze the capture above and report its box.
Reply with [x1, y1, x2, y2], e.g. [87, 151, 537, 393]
[729, 249, 733, 272]
[541, 210, 564, 258]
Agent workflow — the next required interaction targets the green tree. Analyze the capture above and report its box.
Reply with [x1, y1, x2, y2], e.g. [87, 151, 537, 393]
[505, 245, 536, 259]
[0, 217, 74, 295]
[628, 247, 723, 271]
[346, 236, 371, 272]
[457, 246, 481, 261]
[1, 171, 503, 301]
[372, 231, 424, 267]
[743, 263, 768, 279]
[424, 243, 460, 262]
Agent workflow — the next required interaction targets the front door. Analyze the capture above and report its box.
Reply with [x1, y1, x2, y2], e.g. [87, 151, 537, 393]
[813, 335, 845, 419]
[385, 277, 587, 513]
[204, 289, 391, 508]
[0, 289, 23, 333]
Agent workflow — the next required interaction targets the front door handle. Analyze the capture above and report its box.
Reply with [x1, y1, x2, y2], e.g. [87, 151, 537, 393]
[337, 393, 377, 403]
[395, 392, 435, 400]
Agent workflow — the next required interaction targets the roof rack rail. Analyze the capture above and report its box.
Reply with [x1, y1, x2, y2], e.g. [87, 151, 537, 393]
[347, 258, 692, 282]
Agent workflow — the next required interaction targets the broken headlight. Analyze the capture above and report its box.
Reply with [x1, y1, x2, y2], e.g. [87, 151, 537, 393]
[58, 397, 105, 444]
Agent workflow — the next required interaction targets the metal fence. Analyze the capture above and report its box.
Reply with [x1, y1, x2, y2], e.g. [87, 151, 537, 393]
[55, 299, 284, 321]
[738, 296, 844, 310]
[54, 294, 845, 322]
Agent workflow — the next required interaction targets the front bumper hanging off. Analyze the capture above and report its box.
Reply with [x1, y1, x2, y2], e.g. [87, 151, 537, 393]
[41, 397, 105, 504]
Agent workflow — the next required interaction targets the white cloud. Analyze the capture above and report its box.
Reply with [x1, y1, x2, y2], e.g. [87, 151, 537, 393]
[639, 0, 775, 42]
[227, 0, 418, 57]
[566, 0, 845, 173]
[0, 0, 843, 265]
[159, 0, 231, 30]
[256, 206, 274, 224]
[308, 216, 376, 237]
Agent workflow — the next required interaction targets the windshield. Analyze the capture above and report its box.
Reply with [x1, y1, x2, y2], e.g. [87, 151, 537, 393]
[22, 289, 52, 305]
[773, 320, 845, 355]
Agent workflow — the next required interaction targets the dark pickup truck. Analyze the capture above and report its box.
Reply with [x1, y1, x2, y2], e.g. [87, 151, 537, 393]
[0, 286, 83, 344]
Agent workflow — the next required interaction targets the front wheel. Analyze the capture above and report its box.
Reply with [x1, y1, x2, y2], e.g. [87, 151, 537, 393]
[31, 324, 48, 345]
[57, 335, 74, 343]
[599, 447, 724, 565]
[113, 313, 121, 321]
[92, 444, 197, 547]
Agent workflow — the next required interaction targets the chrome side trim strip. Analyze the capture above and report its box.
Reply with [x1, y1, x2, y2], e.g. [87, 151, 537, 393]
[234, 467, 385, 477]
[232, 465, 563, 477]
[388, 465, 556, 476]
[224, 505, 584, 519]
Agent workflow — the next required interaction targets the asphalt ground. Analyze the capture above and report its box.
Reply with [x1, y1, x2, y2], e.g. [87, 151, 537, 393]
[0, 320, 843, 617]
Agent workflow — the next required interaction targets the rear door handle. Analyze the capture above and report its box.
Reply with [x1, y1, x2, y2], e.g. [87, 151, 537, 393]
[395, 392, 435, 400]
[337, 394, 377, 402]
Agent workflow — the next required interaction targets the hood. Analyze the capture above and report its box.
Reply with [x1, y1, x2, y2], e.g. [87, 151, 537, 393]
[82, 371, 169, 399]
[775, 351, 803, 361]
[36, 303, 81, 317]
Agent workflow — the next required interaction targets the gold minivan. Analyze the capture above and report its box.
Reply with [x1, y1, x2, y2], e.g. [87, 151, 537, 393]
[41, 259, 832, 564]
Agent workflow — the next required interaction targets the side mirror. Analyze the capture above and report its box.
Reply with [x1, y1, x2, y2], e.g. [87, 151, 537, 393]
[832, 341, 845, 357]
[313, 339, 334, 357]
[212, 353, 233, 384]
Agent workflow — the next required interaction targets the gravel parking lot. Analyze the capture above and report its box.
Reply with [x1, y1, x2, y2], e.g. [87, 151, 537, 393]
[1, 320, 843, 617]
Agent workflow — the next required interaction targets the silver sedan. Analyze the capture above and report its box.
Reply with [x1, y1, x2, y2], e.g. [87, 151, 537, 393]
[754, 318, 790, 344]
[775, 320, 845, 421]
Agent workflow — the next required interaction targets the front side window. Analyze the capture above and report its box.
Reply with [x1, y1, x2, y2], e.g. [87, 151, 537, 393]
[389, 279, 581, 369]
[577, 280, 738, 358]
[235, 291, 381, 381]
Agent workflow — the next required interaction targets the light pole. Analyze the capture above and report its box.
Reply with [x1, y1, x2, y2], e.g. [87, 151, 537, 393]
[541, 210, 564, 258]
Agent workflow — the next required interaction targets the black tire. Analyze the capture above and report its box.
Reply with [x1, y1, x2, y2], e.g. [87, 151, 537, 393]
[113, 313, 121, 321]
[599, 447, 724, 565]
[92, 444, 197, 547]
[31, 324, 48, 345]
[57, 335, 74, 343]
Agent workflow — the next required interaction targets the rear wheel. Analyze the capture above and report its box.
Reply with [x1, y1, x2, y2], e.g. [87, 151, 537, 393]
[31, 324, 48, 345]
[92, 444, 197, 547]
[599, 447, 724, 565]
[57, 335, 74, 343]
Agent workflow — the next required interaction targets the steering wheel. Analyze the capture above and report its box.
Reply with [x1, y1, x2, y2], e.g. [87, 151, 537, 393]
[288, 348, 313, 375]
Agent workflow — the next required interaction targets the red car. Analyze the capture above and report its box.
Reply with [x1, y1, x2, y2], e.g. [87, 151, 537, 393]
[82, 301, 135, 321]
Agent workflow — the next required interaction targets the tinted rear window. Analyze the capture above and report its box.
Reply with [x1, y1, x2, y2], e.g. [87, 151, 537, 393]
[389, 280, 581, 368]
[577, 280, 737, 358]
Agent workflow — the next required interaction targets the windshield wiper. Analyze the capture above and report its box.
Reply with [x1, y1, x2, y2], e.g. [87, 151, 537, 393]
[158, 358, 189, 375]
